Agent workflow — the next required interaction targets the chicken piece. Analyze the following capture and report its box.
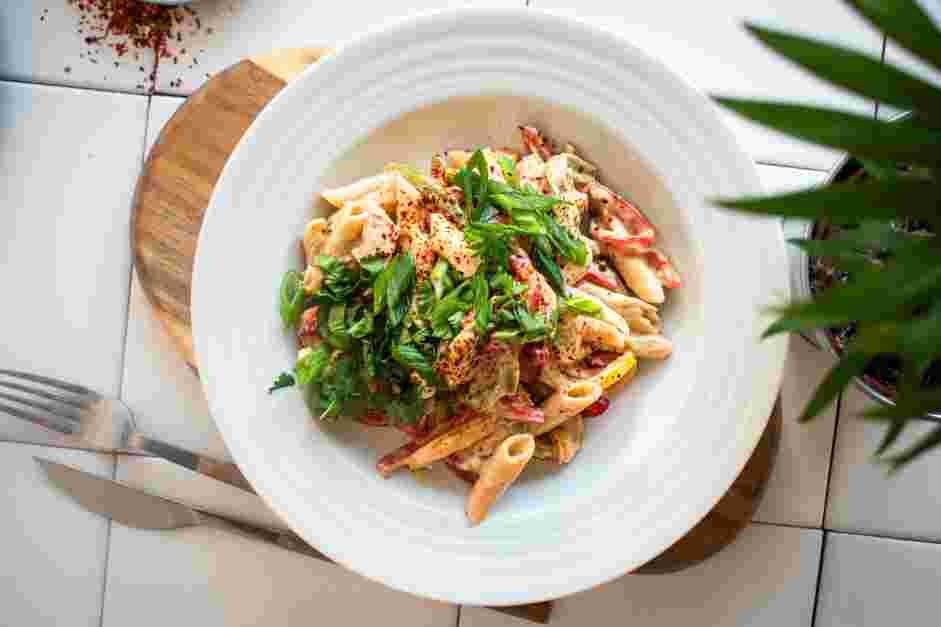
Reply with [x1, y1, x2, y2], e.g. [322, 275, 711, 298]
[434, 312, 479, 388]
[429, 213, 480, 277]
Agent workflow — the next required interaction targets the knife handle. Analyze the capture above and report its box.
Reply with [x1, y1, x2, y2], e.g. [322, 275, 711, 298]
[124, 430, 256, 494]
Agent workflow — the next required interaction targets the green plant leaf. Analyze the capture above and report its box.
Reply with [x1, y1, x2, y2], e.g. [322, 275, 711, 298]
[854, 309, 941, 364]
[884, 424, 941, 471]
[763, 253, 941, 335]
[279, 270, 305, 328]
[864, 390, 941, 422]
[713, 99, 941, 167]
[800, 351, 868, 422]
[789, 238, 879, 275]
[745, 23, 941, 120]
[472, 271, 491, 334]
[874, 417, 910, 456]
[718, 179, 941, 227]
[844, 0, 941, 74]
[268, 372, 296, 393]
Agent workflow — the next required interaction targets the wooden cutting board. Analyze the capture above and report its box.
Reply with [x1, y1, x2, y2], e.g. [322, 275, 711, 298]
[131, 48, 782, 622]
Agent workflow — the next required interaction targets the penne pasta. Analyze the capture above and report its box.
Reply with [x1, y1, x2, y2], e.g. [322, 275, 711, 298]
[626, 334, 673, 360]
[567, 286, 631, 339]
[588, 351, 638, 391]
[548, 415, 584, 464]
[321, 173, 392, 209]
[466, 434, 535, 525]
[406, 412, 497, 469]
[609, 252, 665, 304]
[576, 282, 661, 334]
[534, 380, 602, 435]
[279, 126, 681, 523]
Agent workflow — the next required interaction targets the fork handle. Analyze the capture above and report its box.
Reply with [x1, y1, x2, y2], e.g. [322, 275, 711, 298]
[124, 431, 255, 494]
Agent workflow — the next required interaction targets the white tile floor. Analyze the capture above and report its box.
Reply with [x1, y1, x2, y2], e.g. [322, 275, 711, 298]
[5, 2, 941, 626]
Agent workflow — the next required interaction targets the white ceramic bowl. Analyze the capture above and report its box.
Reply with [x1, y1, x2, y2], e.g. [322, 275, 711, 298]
[193, 8, 788, 606]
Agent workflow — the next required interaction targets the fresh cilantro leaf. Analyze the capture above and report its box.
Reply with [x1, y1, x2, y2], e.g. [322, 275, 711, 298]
[268, 371, 295, 393]
[391, 344, 437, 382]
[492, 271, 513, 296]
[295, 345, 331, 385]
[378, 384, 425, 425]
[564, 296, 602, 316]
[430, 281, 471, 338]
[349, 311, 374, 338]
[311, 255, 361, 303]
[324, 303, 350, 350]
[465, 222, 535, 271]
[279, 270, 305, 328]
[472, 271, 491, 334]
[415, 281, 435, 317]
[381, 252, 417, 328]
[359, 256, 387, 278]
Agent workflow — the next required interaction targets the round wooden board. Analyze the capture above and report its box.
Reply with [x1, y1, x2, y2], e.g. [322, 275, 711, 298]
[132, 48, 328, 369]
[131, 48, 782, 616]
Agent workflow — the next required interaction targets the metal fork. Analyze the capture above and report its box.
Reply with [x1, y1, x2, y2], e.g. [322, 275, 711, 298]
[0, 369, 253, 493]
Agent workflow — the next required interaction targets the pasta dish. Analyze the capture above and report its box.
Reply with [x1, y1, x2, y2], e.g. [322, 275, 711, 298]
[270, 126, 681, 525]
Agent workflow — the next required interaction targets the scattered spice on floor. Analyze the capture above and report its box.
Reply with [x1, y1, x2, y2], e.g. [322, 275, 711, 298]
[56, 0, 221, 92]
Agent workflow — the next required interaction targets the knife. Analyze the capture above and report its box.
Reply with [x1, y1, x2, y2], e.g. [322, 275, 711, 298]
[35, 457, 328, 561]
[35, 457, 554, 623]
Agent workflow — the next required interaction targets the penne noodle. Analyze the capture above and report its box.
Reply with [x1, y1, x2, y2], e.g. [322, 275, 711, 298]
[533, 380, 602, 435]
[321, 173, 392, 209]
[609, 252, 665, 304]
[588, 351, 638, 391]
[626, 334, 673, 360]
[302, 218, 329, 264]
[466, 434, 535, 525]
[575, 282, 661, 334]
[429, 213, 480, 277]
[548, 415, 584, 464]
[446, 150, 471, 169]
[406, 412, 497, 469]
[568, 286, 631, 339]
[557, 314, 626, 366]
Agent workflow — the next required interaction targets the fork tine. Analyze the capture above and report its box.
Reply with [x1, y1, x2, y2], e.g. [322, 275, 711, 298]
[0, 390, 81, 422]
[0, 379, 85, 409]
[0, 369, 94, 396]
[0, 400, 77, 435]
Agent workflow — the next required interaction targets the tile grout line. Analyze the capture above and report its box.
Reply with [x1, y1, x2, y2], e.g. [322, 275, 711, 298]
[0, 75, 148, 98]
[809, 530, 829, 627]
[820, 390, 844, 527]
[825, 527, 941, 547]
[115, 94, 153, 403]
[98, 93, 152, 627]
[454, 605, 462, 627]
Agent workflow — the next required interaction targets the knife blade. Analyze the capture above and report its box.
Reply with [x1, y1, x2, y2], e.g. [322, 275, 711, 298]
[36, 457, 553, 623]
[35, 457, 328, 561]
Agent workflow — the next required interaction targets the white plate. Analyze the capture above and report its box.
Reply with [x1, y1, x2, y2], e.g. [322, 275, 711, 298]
[193, 8, 788, 606]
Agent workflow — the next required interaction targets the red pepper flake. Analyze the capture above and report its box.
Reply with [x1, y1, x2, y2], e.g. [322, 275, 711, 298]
[582, 395, 610, 418]
[66, 0, 220, 93]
